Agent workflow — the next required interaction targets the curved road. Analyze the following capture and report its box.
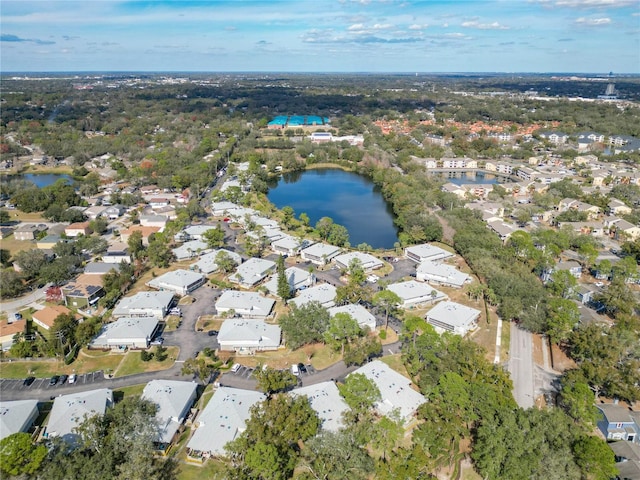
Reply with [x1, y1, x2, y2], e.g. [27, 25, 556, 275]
[0, 283, 51, 317]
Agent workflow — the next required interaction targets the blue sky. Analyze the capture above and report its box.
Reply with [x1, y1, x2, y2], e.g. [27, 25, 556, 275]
[1, 0, 639, 73]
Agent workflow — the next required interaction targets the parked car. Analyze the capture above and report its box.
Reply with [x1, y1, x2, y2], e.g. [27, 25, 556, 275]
[23, 376, 35, 386]
[231, 363, 241, 373]
[291, 364, 300, 376]
[298, 363, 307, 374]
[49, 375, 60, 386]
[68, 374, 77, 384]
[150, 337, 164, 346]
[59, 374, 68, 384]
[208, 330, 218, 336]
[14, 312, 22, 321]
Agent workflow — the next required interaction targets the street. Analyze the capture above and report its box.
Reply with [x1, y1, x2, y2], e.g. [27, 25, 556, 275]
[508, 323, 535, 409]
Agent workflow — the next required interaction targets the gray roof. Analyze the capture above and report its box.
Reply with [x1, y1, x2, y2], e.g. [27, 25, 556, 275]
[187, 387, 266, 456]
[192, 249, 242, 274]
[271, 235, 302, 251]
[0, 400, 39, 440]
[215, 290, 275, 318]
[183, 224, 218, 236]
[90, 317, 159, 348]
[263, 267, 314, 295]
[301, 243, 341, 260]
[334, 252, 383, 270]
[172, 240, 209, 260]
[142, 380, 198, 444]
[405, 243, 453, 262]
[350, 360, 426, 421]
[328, 304, 376, 330]
[46, 389, 113, 444]
[217, 319, 281, 349]
[84, 262, 121, 275]
[387, 280, 446, 305]
[598, 403, 639, 424]
[232, 258, 276, 286]
[289, 283, 337, 308]
[147, 269, 205, 291]
[113, 291, 174, 318]
[291, 381, 349, 432]
[425, 301, 481, 334]
[416, 261, 471, 288]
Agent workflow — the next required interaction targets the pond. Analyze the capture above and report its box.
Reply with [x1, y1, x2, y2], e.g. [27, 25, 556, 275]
[20, 173, 72, 188]
[267, 169, 399, 249]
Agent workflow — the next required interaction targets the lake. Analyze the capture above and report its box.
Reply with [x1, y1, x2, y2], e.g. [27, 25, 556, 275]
[21, 173, 72, 188]
[267, 169, 399, 249]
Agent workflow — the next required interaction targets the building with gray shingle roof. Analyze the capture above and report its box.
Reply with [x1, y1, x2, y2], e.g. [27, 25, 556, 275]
[146, 269, 206, 296]
[44, 389, 113, 444]
[288, 283, 337, 309]
[90, 317, 159, 349]
[113, 291, 174, 319]
[230, 257, 276, 287]
[0, 400, 39, 440]
[350, 360, 426, 422]
[141, 380, 198, 447]
[217, 319, 281, 353]
[291, 381, 349, 433]
[187, 387, 265, 458]
[425, 301, 481, 336]
[215, 290, 275, 319]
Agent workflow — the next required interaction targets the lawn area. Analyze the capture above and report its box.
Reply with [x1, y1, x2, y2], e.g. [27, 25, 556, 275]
[0, 235, 38, 257]
[196, 315, 222, 332]
[177, 455, 227, 480]
[379, 355, 411, 378]
[0, 348, 125, 378]
[113, 383, 146, 401]
[0, 359, 63, 379]
[164, 315, 182, 332]
[113, 346, 179, 378]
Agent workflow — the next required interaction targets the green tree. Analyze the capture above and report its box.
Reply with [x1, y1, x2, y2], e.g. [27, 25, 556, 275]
[595, 278, 636, 318]
[373, 289, 402, 330]
[281, 206, 295, 227]
[279, 301, 330, 350]
[254, 366, 298, 396]
[127, 230, 145, 260]
[0, 268, 25, 298]
[560, 371, 601, 427]
[147, 234, 174, 268]
[0, 432, 47, 477]
[203, 225, 225, 248]
[347, 258, 366, 285]
[324, 312, 361, 356]
[13, 249, 48, 280]
[338, 372, 381, 414]
[572, 435, 618, 480]
[546, 297, 580, 344]
[88, 217, 108, 235]
[276, 254, 292, 300]
[214, 250, 237, 273]
[547, 269, 578, 299]
[315, 217, 334, 240]
[328, 224, 350, 247]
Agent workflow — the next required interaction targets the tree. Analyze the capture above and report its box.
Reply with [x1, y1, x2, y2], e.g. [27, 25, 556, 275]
[0, 432, 47, 477]
[0, 268, 24, 298]
[546, 269, 578, 299]
[147, 234, 174, 268]
[347, 258, 366, 285]
[298, 430, 374, 480]
[546, 297, 580, 344]
[0, 209, 10, 224]
[276, 254, 292, 300]
[328, 224, 350, 247]
[127, 230, 145, 260]
[13, 249, 47, 280]
[343, 335, 382, 366]
[373, 289, 402, 330]
[279, 301, 330, 350]
[315, 217, 334, 240]
[88, 217, 108, 235]
[254, 366, 298, 396]
[203, 225, 225, 248]
[559, 371, 601, 427]
[338, 372, 381, 414]
[572, 435, 618, 480]
[324, 312, 361, 356]
[281, 206, 295, 227]
[595, 278, 636, 318]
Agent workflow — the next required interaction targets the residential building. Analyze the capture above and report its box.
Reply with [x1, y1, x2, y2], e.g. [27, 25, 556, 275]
[613, 219, 640, 241]
[90, 317, 160, 349]
[416, 261, 472, 288]
[187, 387, 265, 459]
[31, 305, 76, 332]
[191, 249, 242, 275]
[62, 276, 105, 310]
[425, 301, 481, 335]
[555, 260, 583, 279]
[120, 225, 161, 246]
[44, 389, 113, 444]
[404, 243, 453, 263]
[230, 257, 276, 288]
[139, 214, 169, 229]
[217, 319, 281, 353]
[146, 269, 205, 296]
[290, 382, 349, 432]
[36, 234, 63, 249]
[180, 224, 219, 241]
[300, 243, 341, 265]
[334, 252, 383, 271]
[349, 360, 426, 422]
[387, 280, 447, 308]
[328, 304, 377, 331]
[103, 242, 131, 264]
[215, 290, 275, 320]
[264, 267, 315, 296]
[609, 440, 640, 480]
[65, 222, 92, 237]
[211, 201, 243, 217]
[487, 220, 517, 243]
[0, 318, 24, 351]
[141, 380, 198, 451]
[112, 291, 175, 319]
[84, 205, 108, 219]
[104, 205, 126, 219]
[84, 262, 121, 276]
[0, 400, 39, 440]
[597, 403, 640, 444]
[172, 240, 209, 261]
[288, 283, 337, 309]
[608, 199, 632, 216]
[271, 235, 303, 257]
[14, 223, 47, 241]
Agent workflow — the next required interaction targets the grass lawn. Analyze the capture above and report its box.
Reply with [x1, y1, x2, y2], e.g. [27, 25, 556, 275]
[0, 235, 39, 257]
[0, 348, 125, 378]
[113, 346, 179, 378]
[113, 384, 146, 401]
[177, 457, 227, 480]
[0, 359, 63, 379]
[379, 355, 411, 378]
[164, 315, 182, 332]
[195, 315, 222, 332]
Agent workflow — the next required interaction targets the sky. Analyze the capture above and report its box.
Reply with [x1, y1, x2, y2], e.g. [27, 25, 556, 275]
[1, 0, 639, 73]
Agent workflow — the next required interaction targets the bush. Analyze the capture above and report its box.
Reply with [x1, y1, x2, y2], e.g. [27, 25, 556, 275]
[140, 350, 154, 362]
[379, 329, 387, 340]
[64, 345, 79, 365]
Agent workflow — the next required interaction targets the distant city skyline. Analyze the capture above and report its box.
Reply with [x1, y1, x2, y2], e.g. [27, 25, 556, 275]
[1, 0, 639, 74]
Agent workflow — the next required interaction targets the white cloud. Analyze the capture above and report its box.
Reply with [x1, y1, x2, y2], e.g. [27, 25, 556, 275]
[555, 0, 636, 7]
[408, 23, 428, 30]
[575, 16, 612, 25]
[348, 23, 365, 31]
[461, 21, 509, 30]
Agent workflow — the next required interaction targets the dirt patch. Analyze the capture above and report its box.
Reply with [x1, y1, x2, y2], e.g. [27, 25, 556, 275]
[532, 334, 545, 367]
[550, 343, 577, 372]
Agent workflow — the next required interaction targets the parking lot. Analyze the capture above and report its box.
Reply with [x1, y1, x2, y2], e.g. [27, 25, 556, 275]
[0, 371, 106, 400]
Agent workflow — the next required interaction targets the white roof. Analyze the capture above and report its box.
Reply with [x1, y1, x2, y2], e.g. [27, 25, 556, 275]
[211, 201, 242, 214]
[387, 280, 446, 304]
[263, 267, 314, 295]
[217, 319, 281, 349]
[184, 224, 219, 236]
[289, 283, 337, 308]
[350, 360, 425, 421]
[113, 291, 174, 317]
[426, 301, 481, 333]
[147, 269, 204, 290]
[328, 304, 376, 331]
[271, 235, 301, 251]
[172, 240, 209, 260]
[46, 389, 113, 443]
[301, 243, 341, 259]
[416, 261, 471, 288]
[90, 317, 158, 347]
[192, 249, 242, 274]
[215, 290, 275, 317]
[187, 387, 266, 456]
[405, 243, 453, 261]
[291, 381, 349, 432]
[142, 380, 198, 444]
[0, 400, 39, 440]
[232, 258, 275, 285]
[334, 252, 383, 270]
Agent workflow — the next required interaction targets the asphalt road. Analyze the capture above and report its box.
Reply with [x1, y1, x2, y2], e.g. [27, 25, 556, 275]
[0, 283, 51, 318]
[508, 323, 535, 409]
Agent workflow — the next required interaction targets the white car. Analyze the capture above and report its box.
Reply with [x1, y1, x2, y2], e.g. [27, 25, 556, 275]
[291, 364, 300, 376]
[68, 374, 77, 384]
[231, 363, 242, 373]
